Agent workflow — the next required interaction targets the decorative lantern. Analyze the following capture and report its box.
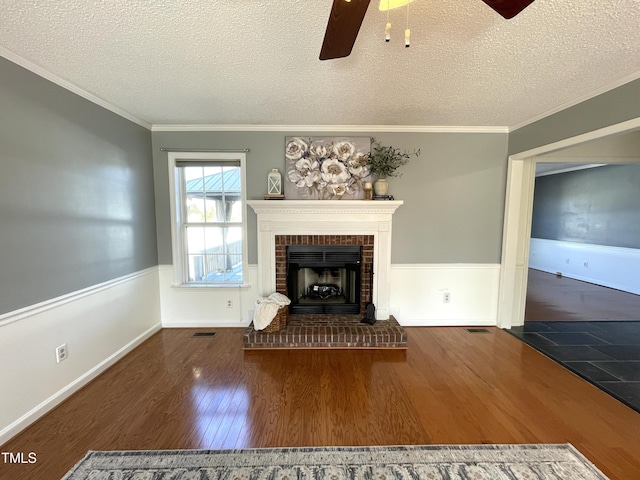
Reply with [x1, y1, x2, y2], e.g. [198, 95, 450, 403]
[266, 169, 283, 198]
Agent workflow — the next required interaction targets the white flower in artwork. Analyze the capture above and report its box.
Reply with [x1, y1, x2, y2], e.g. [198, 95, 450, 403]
[347, 151, 370, 177]
[288, 158, 322, 187]
[326, 182, 350, 196]
[321, 158, 350, 185]
[332, 141, 356, 161]
[309, 143, 328, 159]
[285, 137, 308, 161]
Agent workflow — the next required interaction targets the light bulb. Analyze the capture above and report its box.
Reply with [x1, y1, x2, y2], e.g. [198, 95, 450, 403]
[379, 0, 415, 11]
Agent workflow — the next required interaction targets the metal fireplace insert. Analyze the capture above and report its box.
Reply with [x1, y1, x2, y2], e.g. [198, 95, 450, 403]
[286, 245, 362, 314]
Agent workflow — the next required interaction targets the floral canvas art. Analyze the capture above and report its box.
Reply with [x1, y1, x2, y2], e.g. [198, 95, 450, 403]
[284, 136, 371, 200]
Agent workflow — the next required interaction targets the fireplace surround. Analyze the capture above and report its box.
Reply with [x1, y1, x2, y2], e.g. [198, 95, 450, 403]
[283, 239, 371, 315]
[247, 200, 402, 320]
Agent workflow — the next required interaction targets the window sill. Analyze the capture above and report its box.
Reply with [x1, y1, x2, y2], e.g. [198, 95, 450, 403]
[171, 283, 252, 289]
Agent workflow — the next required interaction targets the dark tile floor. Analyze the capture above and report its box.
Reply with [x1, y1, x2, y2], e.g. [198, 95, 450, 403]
[508, 321, 640, 413]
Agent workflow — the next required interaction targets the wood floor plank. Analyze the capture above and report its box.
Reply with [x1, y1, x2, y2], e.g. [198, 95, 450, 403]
[2, 327, 640, 480]
[526, 268, 640, 321]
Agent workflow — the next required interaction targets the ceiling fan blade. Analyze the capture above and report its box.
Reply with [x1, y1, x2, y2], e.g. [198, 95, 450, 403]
[320, 0, 371, 60]
[480, 0, 535, 19]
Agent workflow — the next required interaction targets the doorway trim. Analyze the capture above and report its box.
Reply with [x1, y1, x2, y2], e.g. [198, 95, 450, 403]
[497, 117, 640, 329]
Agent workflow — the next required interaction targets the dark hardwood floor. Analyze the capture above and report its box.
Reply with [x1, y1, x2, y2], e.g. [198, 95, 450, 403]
[525, 268, 640, 321]
[2, 327, 640, 480]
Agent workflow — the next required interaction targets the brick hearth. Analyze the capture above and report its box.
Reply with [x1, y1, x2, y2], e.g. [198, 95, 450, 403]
[243, 315, 407, 349]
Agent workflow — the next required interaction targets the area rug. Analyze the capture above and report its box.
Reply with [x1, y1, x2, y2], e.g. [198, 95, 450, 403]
[61, 444, 610, 480]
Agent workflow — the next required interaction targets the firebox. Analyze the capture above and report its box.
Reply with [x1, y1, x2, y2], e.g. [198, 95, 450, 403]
[286, 245, 362, 314]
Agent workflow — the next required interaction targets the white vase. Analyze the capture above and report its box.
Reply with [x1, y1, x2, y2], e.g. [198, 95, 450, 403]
[373, 178, 389, 196]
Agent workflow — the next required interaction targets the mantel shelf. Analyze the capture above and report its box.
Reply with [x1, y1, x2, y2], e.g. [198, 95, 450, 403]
[247, 200, 403, 215]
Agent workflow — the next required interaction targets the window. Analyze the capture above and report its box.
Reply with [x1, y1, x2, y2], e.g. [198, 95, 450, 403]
[169, 152, 247, 286]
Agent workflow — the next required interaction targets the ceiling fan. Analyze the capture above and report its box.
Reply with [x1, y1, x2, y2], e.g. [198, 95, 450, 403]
[319, 0, 536, 60]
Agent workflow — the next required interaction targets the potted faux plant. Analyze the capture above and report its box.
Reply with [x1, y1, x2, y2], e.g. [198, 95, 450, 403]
[366, 139, 420, 196]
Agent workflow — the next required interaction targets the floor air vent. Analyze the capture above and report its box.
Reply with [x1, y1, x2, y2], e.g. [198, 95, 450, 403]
[192, 332, 217, 337]
[465, 328, 491, 334]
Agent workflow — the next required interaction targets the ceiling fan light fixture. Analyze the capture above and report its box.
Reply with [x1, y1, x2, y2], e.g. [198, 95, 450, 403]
[321, 0, 536, 60]
[379, 0, 415, 11]
[404, 2, 410, 47]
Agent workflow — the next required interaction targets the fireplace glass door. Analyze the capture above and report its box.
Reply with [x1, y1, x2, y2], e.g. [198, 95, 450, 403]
[287, 245, 361, 314]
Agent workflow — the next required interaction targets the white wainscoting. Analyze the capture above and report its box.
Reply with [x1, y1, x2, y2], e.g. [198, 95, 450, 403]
[529, 238, 640, 295]
[158, 265, 258, 327]
[0, 267, 161, 445]
[389, 264, 501, 326]
[158, 264, 501, 327]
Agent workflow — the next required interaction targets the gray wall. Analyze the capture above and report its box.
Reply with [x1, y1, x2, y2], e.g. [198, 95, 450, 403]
[532, 165, 640, 249]
[151, 131, 508, 265]
[0, 57, 157, 315]
[509, 79, 640, 155]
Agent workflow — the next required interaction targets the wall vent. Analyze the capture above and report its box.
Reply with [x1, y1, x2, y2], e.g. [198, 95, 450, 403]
[465, 328, 491, 334]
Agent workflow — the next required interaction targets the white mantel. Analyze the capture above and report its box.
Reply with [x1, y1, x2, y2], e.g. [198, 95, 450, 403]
[247, 200, 403, 320]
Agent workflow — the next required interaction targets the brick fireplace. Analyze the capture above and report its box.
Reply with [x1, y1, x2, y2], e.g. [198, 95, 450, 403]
[247, 200, 403, 320]
[275, 234, 374, 314]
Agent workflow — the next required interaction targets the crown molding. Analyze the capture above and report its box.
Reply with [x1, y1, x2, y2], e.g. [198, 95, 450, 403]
[509, 70, 640, 132]
[151, 124, 509, 133]
[510, 117, 640, 160]
[0, 47, 151, 130]
[13, 41, 637, 136]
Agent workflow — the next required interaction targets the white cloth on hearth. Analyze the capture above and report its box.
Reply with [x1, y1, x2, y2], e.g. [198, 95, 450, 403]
[253, 292, 291, 330]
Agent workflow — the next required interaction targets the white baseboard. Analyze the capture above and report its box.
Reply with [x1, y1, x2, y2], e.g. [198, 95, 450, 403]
[399, 318, 497, 327]
[0, 323, 160, 446]
[0, 267, 161, 445]
[529, 238, 640, 294]
[162, 320, 249, 328]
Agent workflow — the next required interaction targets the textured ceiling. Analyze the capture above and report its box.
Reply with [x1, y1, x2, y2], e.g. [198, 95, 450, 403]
[1, 0, 639, 129]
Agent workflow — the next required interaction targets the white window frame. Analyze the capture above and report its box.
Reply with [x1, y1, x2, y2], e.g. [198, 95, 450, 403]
[168, 151, 248, 287]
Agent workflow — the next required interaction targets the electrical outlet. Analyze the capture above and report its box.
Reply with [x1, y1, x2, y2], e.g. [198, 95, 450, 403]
[55, 344, 67, 363]
[443, 292, 451, 303]
[226, 299, 233, 308]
